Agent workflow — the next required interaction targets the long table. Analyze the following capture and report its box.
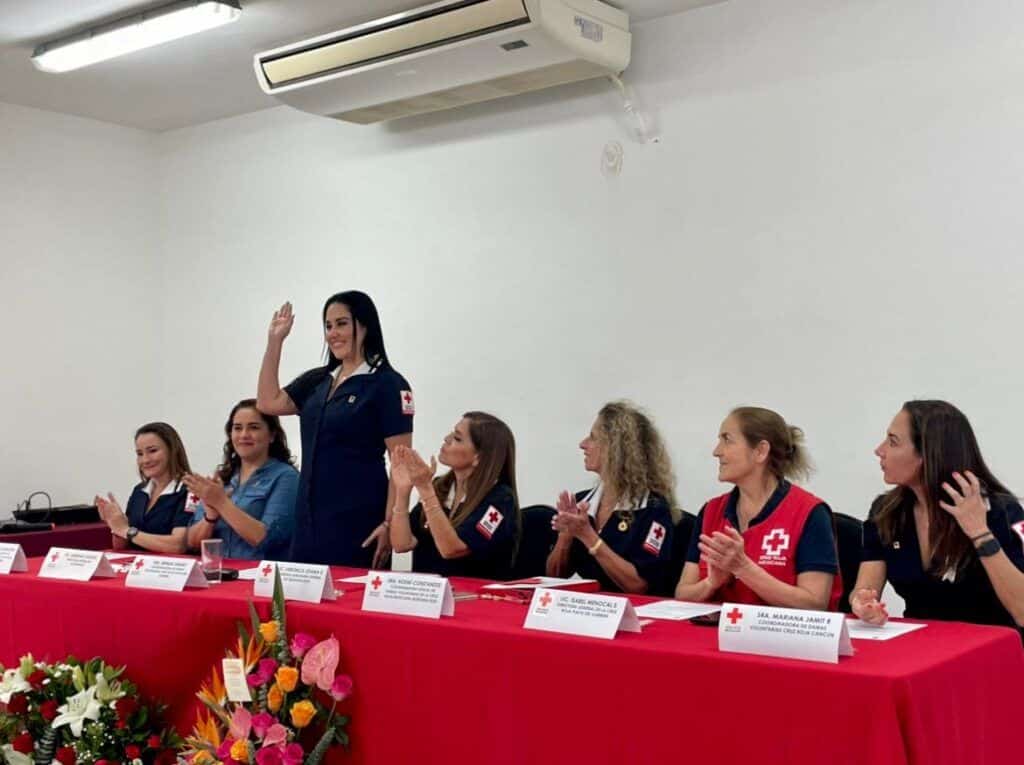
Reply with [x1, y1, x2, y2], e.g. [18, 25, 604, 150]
[0, 556, 1020, 765]
[0, 522, 110, 557]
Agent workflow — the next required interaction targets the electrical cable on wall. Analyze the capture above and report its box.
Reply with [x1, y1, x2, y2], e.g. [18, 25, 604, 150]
[607, 74, 660, 144]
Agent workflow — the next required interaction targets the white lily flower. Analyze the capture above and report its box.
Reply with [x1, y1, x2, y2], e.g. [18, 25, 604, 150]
[93, 673, 125, 704]
[0, 668, 31, 704]
[51, 685, 102, 737]
[1, 744, 34, 765]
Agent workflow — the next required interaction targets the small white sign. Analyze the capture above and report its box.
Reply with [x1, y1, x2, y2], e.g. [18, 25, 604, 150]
[38, 548, 115, 581]
[222, 658, 253, 702]
[125, 556, 209, 591]
[846, 619, 928, 641]
[254, 561, 336, 603]
[0, 543, 27, 575]
[718, 602, 853, 664]
[523, 588, 641, 640]
[361, 571, 454, 619]
[634, 600, 722, 621]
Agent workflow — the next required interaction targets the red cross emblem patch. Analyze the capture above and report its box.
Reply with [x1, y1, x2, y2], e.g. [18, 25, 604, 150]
[400, 390, 415, 416]
[475, 506, 504, 539]
[761, 528, 791, 557]
[642, 521, 666, 555]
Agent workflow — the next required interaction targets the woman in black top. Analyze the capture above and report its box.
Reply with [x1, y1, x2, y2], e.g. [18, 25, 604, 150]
[389, 412, 520, 580]
[94, 422, 193, 553]
[852, 400, 1024, 630]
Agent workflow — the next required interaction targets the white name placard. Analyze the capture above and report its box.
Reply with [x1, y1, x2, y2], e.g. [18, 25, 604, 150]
[125, 556, 208, 591]
[523, 588, 641, 640]
[0, 543, 28, 574]
[38, 548, 115, 581]
[361, 571, 454, 619]
[718, 602, 853, 664]
[254, 561, 336, 603]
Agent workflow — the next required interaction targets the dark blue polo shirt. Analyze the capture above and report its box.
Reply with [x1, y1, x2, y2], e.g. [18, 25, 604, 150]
[409, 483, 519, 580]
[124, 479, 190, 549]
[686, 480, 839, 574]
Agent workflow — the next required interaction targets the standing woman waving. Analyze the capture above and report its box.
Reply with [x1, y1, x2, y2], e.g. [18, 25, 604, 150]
[257, 292, 414, 567]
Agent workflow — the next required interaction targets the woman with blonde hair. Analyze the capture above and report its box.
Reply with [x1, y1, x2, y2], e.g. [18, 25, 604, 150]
[675, 406, 841, 610]
[546, 401, 677, 594]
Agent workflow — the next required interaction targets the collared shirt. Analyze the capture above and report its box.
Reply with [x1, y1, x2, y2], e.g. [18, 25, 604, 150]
[189, 458, 299, 560]
[124, 478, 190, 549]
[685, 480, 838, 574]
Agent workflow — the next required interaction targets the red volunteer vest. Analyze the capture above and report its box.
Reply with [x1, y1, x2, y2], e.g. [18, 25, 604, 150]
[698, 484, 842, 611]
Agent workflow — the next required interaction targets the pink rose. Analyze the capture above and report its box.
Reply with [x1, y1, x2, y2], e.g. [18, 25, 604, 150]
[290, 633, 317, 659]
[229, 706, 252, 741]
[329, 674, 353, 702]
[261, 725, 288, 750]
[254, 748, 281, 765]
[300, 636, 339, 691]
[251, 712, 275, 740]
[281, 744, 303, 765]
[247, 658, 278, 688]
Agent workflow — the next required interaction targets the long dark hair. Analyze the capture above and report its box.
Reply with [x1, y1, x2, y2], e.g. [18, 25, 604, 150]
[216, 399, 294, 484]
[322, 291, 390, 372]
[433, 412, 521, 539]
[875, 400, 1013, 573]
[134, 422, 191, 481]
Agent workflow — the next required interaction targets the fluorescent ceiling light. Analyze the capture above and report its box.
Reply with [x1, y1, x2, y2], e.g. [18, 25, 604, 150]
[31, 1, 242, 73]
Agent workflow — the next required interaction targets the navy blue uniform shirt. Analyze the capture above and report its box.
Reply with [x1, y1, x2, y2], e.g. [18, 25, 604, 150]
[685, 480, 839, 574]
[285, 361, 413, 566]
[409, 483, 519, 580]
[124, 479, 190, 550]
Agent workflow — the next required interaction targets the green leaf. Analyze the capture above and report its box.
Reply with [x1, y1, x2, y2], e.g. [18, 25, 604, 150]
[237, 621, 250, 646]
[303, 727, 335, 765]
[248, 601, 261, 641]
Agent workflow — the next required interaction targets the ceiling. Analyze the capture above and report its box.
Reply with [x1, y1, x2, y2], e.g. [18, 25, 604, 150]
[0, 0, 723, 131]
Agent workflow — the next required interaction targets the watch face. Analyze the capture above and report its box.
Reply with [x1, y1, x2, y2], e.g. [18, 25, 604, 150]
[977, 538, 1001, 557]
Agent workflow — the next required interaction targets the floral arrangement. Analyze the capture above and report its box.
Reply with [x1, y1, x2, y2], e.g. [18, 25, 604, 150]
[0, 655, 180, 765]
[185, 572, 353, 765]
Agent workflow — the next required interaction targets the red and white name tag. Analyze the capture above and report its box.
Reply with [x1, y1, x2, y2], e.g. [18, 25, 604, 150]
[400, 390, 415, 415]
[642, 521, 666, 554]
[476, 506, 504, 539]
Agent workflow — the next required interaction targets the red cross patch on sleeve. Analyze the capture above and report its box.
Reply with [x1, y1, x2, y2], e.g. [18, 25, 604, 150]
[1012, 520, 1024, 548]
[642, 521, 666, 555]
[184, 493, 201, 514]
[400, 390, 415, 415]
[475, 506, 504, 539]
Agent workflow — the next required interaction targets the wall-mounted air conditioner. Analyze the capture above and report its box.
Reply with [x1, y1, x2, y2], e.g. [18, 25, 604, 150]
[254, 0, 630, 124]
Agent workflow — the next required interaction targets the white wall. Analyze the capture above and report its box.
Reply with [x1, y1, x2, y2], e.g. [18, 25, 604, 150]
[1, 102, 158, 517]
[153, 0, 1024, 524]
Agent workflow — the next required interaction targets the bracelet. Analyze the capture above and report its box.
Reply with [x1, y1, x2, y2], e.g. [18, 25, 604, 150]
[381, 519, 391, 529]
[969, 530, 994, 542]
[203, 513, 218, 524]
[588, 538, 604, 556]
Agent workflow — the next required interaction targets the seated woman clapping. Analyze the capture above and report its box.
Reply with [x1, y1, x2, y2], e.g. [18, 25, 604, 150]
[95, 422, 192, 553]
[389, 412, 520, 580]
[185, 399, 300, 560]
[675, 407, 841, 610]
[851, 400, 1024, 629]
[545, 401, 677, 594]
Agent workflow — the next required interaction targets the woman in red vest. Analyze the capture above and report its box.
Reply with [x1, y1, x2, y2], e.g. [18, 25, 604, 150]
[675, 407, 842, 610]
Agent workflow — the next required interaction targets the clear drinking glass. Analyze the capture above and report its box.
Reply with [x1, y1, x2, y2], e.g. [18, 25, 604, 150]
[201, 539, 224, 583]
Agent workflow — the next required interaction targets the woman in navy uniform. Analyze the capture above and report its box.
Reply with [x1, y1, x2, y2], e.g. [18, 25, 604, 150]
[389, 412, 520, 580]
[675, 407, 841, 610]
[257, 292, 413, 567]
[94, 422, 193, 553]
[851, 400, 1024, 630]
[546, 401, 677, 594]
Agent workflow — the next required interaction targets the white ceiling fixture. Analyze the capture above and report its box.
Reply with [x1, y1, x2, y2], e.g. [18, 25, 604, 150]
[31, 0, 242, 73]
[255, 0, 631, 124]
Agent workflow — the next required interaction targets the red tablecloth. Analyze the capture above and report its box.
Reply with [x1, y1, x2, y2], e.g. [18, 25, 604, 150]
[0, 522, 110, 557]
[0, 557, 1020, 765]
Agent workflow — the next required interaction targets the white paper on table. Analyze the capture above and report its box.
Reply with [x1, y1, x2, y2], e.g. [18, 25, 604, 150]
[237, 567, 260, 581]
[481, 575, 597, 591]
[337, 575, 370, 584]
[0, 543, 28, 574]
[634, 601, 722, 621]
[104, 553, 136, 562]
[846, 619, 928, 641]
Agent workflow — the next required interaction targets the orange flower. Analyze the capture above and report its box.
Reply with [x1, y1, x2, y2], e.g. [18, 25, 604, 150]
[275, 666, 299, 693]
[193, 751, 215, 765]
[229, 740, 249, 762]
[289, 700, 316, 729]
[258, 621, 279, 643]
[267, 683, 284, 713]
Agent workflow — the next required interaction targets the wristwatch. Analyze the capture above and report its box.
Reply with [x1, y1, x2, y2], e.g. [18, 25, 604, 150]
[126, 526, 140, 542]
[976, 537, 1001, 558]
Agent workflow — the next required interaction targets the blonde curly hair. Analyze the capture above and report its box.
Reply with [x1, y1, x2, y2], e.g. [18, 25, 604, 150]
[594, 401, 678, 517]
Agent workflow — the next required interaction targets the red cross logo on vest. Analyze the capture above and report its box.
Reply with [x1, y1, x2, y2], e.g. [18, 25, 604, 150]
[488, 510, 499, 523]
[261, 564, 273, 576]
[134, 559, 145, 571]
[726, 607, 743, 625]
[761, 528, 791, 557]
[653, 526, 664, 540]
[539, 592, 552, 607]
[371, 576, 383, 590]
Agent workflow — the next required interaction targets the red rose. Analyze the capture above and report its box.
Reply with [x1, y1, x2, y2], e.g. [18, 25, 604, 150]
[39, 699, 59, 721]
[55, 746, 77, 765]
[27, 670, 47, 688]
[12, 733, 34, 754]
[6, 694, 28, 715]
[125, 745, 141, 760]
[95, 760, 109, 765]
[116, 698, 140, 721]
[147, 736, 162, 749]
[116, 720, 128, 730]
